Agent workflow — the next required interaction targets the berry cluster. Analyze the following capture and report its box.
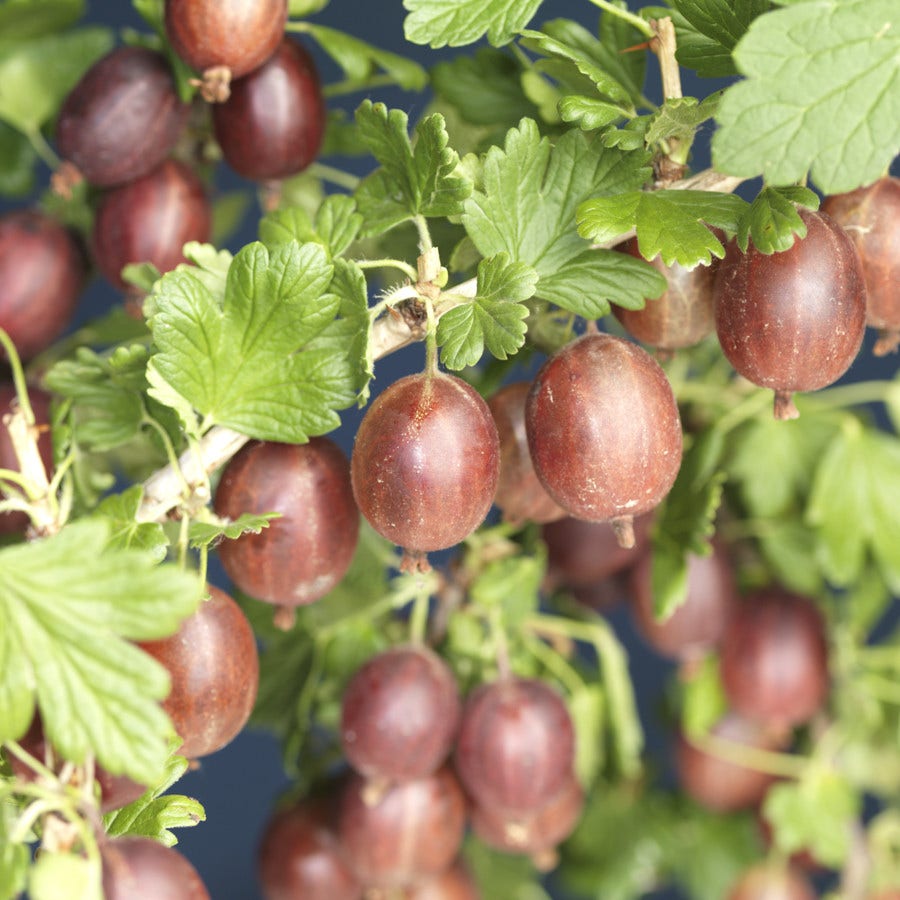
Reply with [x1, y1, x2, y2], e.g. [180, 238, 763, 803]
[258, 646, 582, 898]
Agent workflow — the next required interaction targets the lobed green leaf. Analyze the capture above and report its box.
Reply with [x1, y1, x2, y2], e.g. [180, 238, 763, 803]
[437, 254, 536, 370]
[0, 27, 113, 134]
[146, 241, 361, 443]
[305, 23, 427, 91]
[712, 0, 900, 192]
[577, 189, 748, 268]
[0, 520, 202, 784]
[403, 0, 543, 48]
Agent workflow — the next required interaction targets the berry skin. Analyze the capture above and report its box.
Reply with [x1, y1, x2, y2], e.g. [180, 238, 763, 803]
[0, 211, 86, 361]
[719, 589, 829, 729]
[526, 332, 682, 547]
[350, 371, 500, 563]
[821, 176, 900, 355]
[676, 712, 787, 813]
[212, 39, 325, 181]
[56, 46, 190, 188]
[714, 207, 866, 419]
[213, 438, 359, 617]
[258, 797, 362, 900]
[337, 766, 467, 890]
[487, 381, 566, 526]
[340, 644, 461, 783]
[91, 159, 212, 291]
[100, 836, 210, 899]
[613, 236, 719, 353]
[165, 0, 288, 81]
[629, 542, 736, 662]
[138, 585, 258, 759]
[454, 677, 575, 815]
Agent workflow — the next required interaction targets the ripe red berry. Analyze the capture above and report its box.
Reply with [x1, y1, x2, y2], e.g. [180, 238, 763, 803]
[821, 176, 900, 355]
[350, 371, 500, 564]
[487, 381, 565, 526]
[138, 585, 258, 759]
[258, 797, 362, 900]
[454, 677, 575, 815]
[714, 207, 866, 419]
[214, 438, 359, 618]
[101, 836, 210, 899]
[719, 589, 829, 728]
[526, 332, 682, 547]
[165, 0, 288, 81]
[613, 237, 718, 353]
[629, 543, 736, 662]
[676, 712, 787, 813]
[212, 39, 325, 181]
[541, 513, 652, 590]
[727, 863, 816, 900]
[340, 645, 461, 783]
[470, 771, 584, 869]
[92, 159, 212, 292]
[0, 211, 86, 361]
[337, 767, 467, 890]
[0, 383, 54, 535]
[56, 47, 190, 188]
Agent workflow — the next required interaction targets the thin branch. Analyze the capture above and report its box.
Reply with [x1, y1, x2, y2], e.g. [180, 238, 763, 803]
[134, 164, 740, 524]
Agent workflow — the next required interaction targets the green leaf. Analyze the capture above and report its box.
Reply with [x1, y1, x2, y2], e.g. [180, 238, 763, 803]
[355, 101, 472, 234]
[0, 520, 202, 784]
[577, 189, 748, 268]
[559, 95, 626, 131]
[463, 838, 548, 900]
[666, 0, 770, 77]
[651, 429, 726, 620]
[44, 345, 150, 451]
[0, 0, 83, 42]
[470, 553, 543, 628]
[104, 752, 205, 846]
[94, 487, 168, 561]
[188, 512, 277, 550]
[727, 412, 838, 518]
[712, 0, 900, 192]
[462, 118, 654, 312]
[598, 1, 648, 100]
[681, 656, 727, 740]
[806, 418, 900, 594]
[520, 21, 635, 107]
[305, 23, 427, 91]
[0, 121, 35, 197]
[28, 852, 100, 900]
[403, 0, 543, 48]
[0, 27, 113, 133]
[437, 254, 537, 370]
[762, 771, 860, 868]
[431, 48, 537, 127]
[259, 195, 363, 259]
[735, 186, 820, 253]
[645, 93, 721, 149]
[146, 241, 360, 442]
[538, 247, 666, 317]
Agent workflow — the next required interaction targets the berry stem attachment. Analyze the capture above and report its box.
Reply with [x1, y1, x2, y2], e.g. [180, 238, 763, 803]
[357, 258, 420, 281]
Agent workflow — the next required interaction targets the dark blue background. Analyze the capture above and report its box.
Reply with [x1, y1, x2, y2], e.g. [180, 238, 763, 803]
[6, 2, 897, 897]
